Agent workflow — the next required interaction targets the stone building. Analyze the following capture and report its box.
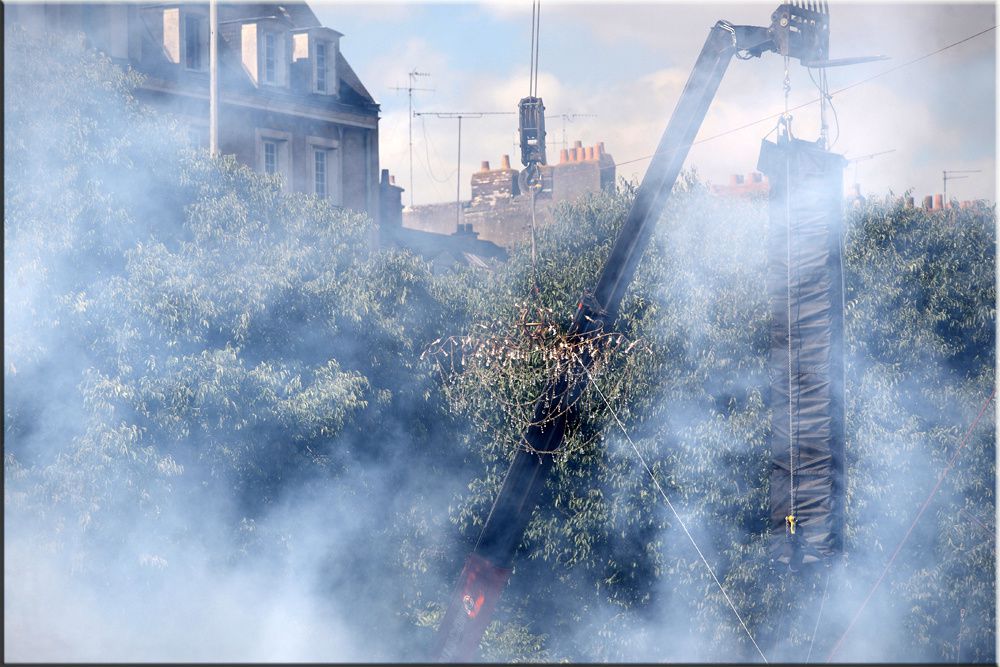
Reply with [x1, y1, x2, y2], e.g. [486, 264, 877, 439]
[6, 1, 383, 220]
[403, 140, 616, 250]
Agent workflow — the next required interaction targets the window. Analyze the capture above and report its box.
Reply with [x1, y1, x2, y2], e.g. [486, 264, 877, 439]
[263, 141, 278, 175]
[257, 129, 292, 191]
[185, 14, 202, 70]
[315, 42, 327, 93]
[314, 149, 327, 197]
[308, 138, 340, 204]
[264, 32, 276, 83]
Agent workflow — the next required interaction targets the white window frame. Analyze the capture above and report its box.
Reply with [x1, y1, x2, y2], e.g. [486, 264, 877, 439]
[313, 149, 327, 198]
[260, 29, 288, 87]
[256, 129, 292, 191]
[314, 41, 328, 94]
[263, 31, 277, 82]
[307, 135, 341, 204]
[264, 141, 278, 174]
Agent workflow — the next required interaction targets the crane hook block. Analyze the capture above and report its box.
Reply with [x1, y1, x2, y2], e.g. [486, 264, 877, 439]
[518, 96, 547, 168]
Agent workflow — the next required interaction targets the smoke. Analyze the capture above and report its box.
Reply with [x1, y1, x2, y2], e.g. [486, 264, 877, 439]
[3, 19, 472, 663]
[4, 5, 994, 665]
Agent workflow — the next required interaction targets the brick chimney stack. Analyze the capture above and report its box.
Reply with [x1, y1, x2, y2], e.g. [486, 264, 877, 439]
[500, 154, 511, 170]
[479, 160, 491, 173]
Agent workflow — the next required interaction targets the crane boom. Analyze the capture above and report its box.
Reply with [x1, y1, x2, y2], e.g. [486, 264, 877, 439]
[432, 4, 837, 660]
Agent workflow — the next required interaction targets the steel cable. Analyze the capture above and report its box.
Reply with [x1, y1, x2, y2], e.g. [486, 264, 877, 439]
[823, 387, 996, 662]
[610, 25, 997, 171]
[580, 360, 770, 664]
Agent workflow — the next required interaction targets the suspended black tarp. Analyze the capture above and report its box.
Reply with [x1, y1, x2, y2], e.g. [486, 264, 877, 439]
[758, 136, 846, 568]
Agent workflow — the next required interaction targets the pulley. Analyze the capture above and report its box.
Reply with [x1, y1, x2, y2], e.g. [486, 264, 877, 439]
[518, 96, 547, 172]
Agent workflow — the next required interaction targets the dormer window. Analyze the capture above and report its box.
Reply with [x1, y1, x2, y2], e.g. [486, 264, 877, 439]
[184, 13, 206, 70]
[242, 21, 290, 87]
[292, 28, 341, 96]
[264, 32, 277, 83]
[315, 42, 327, 93]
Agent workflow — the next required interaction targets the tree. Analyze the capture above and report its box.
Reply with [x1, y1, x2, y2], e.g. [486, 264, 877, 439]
[4, 29, 471, 661]
[428, 183, 995, 662]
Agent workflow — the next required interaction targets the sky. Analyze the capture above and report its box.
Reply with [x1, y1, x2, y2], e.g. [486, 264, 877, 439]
[312, 0, 997, 207]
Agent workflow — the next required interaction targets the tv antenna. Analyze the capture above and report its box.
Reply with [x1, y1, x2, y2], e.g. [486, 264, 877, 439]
[413, 110, 516, 229]
[551, 113, 598, 151]
[943, 169, 982, 205]
[845, 148, 895, 187]
[391, 70, 434, 207]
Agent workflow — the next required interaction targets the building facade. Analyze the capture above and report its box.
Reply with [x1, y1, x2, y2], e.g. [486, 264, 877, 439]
[403, 140, 616, 251]
[6, 2, 382, 219]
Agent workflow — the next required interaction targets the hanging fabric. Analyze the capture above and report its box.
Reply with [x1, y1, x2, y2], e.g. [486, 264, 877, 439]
[759, 134, 847, 569]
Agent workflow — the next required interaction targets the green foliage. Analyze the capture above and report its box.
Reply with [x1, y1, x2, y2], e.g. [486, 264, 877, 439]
[433, 183, 994, 662]
[4, 26, 994, 664]
[4, 35, 466, 655]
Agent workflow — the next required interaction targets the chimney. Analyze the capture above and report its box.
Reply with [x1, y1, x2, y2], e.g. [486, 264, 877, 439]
[390, 175, 396, 185]
[922, 195, 933, 209]
[933, 193, 944, 210]
[559, 148, 569, 164]
[597, 141, 605, 155]
[904, 195, 914, 208]
[480, 160, 491, 172]
[500, 154, 511, 170]
[729, 174, 743, 186]
[586, 146, 595, 161]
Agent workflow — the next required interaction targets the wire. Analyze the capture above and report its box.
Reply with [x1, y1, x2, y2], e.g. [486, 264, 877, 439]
[824, 387, 996, 663]
[532, 0, 541, 97]
[528, 0, 542, 97]
[420, 115, 457, 184]
[606, 24, 997, 172]
[528, 0, 537, 96]
[826, 91, 840, 150]
[529, 186, 540, 293]
[805, 567, 831, 663]
[784, 158, 798, 520]
[579, 360, 770, 664]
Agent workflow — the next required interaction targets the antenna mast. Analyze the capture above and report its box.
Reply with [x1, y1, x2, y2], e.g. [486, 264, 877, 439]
[943, 169, 982, 205]
[413, 111, 516, 229]
[391, 70, 433, 207]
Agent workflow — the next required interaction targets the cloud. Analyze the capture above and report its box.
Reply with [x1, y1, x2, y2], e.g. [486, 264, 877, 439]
[353, 2, 994, 205]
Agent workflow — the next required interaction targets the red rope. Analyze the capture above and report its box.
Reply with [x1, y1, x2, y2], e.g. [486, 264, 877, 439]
[825, 387, 996, 662]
